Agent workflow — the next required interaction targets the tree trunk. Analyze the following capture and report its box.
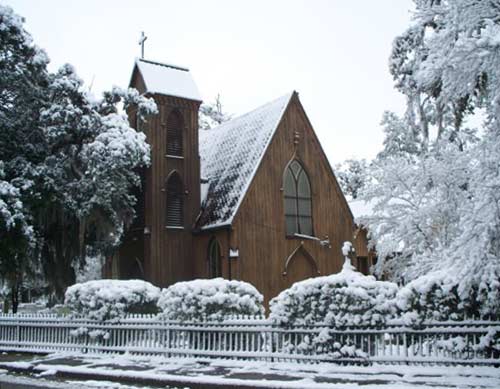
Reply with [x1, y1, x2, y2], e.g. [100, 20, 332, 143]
[41, 205, 78, 304]
[11, 283, 19, 314]
[2, 299, 9, 314]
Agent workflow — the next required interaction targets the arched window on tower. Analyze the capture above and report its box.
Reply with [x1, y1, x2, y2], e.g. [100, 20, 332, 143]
[208, 238, 222, 278]
[166, 110, 183, 156]
[165, 172, 183, 227]
[283, 160, 313, 236]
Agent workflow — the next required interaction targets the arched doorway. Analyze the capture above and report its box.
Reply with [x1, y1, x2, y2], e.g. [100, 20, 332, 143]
[208, 238, 222, 278]
[283, 245, 319, 287]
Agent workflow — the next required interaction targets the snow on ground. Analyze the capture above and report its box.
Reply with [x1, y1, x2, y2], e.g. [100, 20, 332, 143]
[0, 373, 164, 388]
[0, 352, 499, 388]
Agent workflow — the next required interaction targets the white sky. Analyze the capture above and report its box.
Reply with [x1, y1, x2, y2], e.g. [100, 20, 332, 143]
[6, 0, 414, 164]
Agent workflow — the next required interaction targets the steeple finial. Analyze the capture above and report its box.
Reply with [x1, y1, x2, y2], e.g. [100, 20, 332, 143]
[138, 31, 148, 59]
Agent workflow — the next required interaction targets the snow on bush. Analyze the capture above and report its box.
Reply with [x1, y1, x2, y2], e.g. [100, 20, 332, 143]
[270, 243, 398, 359]
[64, 279, 160, 321]
[270, 262, 398, 328]
[396, 270, 500, 325]
[396, 272, 466, 325]
[477, 328, 500, 358]
[158, 278, 264, 322]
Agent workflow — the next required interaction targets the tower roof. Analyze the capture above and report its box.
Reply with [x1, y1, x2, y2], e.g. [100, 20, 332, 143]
[132, 58, 202, 102]
[197, 92, 294, 230]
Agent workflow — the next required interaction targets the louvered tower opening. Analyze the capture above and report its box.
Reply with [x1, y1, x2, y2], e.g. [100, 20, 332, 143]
[166, 172, 184, 227]
[166, 110, 183, 156]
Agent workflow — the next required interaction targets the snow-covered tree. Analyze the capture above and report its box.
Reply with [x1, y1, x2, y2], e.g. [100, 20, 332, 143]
[0, 162, 35, 312]
[0, 5, 49, 311]
[362, 0, 500, 315]
[446, 127, 500, 316]
[334, 158, 368, 199]
[36, 66, 156, 300]
[388, 0, 498, 150]
[75, 253, 105, 283]
[0, 5, 157, 305]
[377, 111, 422, 160]
[199, 94, 231, 130]
[363, 144, 470, 282]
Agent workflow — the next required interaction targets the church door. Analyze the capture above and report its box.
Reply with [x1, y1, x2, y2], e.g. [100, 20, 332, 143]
[284, 247, 318, 287]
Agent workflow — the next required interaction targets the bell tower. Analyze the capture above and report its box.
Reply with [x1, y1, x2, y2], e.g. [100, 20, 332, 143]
[118, 58, 202, 287]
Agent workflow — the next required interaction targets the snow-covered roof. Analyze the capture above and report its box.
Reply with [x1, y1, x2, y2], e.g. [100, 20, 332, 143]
[348, 199, 375, 221]
[132, 58, 202, 102]
[197, 92, 294, 230]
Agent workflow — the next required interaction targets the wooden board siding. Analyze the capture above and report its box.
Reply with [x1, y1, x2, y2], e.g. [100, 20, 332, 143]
[192, 229, 231, 280]
[114, 69, 201, 288]
[110, 76, 371, 305]
[227, 93, 356, 305]
[353, 226, 377, 275]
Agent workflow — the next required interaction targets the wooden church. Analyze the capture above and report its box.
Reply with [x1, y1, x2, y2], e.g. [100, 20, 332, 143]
[105, 58, 372, 303]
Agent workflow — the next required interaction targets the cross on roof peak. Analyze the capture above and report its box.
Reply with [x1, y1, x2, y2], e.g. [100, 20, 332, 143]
[138, 31, 147, 59]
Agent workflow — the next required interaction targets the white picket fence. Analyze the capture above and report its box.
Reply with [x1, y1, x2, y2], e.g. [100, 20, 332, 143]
[0, 314, 499, 365]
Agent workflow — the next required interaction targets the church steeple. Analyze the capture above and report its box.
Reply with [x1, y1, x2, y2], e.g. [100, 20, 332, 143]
[120, 58, 202, 287]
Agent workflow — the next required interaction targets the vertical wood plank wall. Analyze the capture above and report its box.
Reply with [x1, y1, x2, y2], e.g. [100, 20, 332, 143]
[117, 70, 201, 288]
[226, 94, 357, 305]
[114, 82, 369, 305]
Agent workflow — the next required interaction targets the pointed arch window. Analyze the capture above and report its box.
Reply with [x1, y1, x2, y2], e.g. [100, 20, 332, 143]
[166, 110, 183, 156]
[166, 172, 183, 227]
[284, 160, 313, 236]
[208, 238, 222, 278]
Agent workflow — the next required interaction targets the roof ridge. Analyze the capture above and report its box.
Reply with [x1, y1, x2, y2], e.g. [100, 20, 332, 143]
[137, 58, 189, 72]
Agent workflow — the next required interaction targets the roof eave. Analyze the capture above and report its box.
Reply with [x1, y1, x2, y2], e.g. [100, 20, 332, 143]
[147, 90, 203, 103]
[196, 221, 232, 233]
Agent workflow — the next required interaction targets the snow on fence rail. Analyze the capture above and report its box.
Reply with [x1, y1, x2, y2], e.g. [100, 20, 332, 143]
[0, 314, 498, 366]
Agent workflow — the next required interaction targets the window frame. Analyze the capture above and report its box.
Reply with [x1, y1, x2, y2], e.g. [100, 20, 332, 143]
[283, 160, 313, 237]
[208, 238, 222, 278]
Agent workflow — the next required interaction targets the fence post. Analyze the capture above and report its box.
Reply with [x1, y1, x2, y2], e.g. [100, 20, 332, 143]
[16, 320, 21, 349]
[166, 322, 170, 358]
[83, 320, 89, 354]
[403, 330, 408, 363]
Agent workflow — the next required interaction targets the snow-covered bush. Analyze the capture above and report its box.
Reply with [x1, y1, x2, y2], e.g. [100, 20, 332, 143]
[287, 327, 369, 360]
[396, 272, 467, 325]
[64, 279, 160, 321]
[270, 263, 398, 328]
[270, 243, 398, 359]
[477, 329, 500, 358]
[396, 271, 500, 325]
[472, 271, 500, 320]
[158, 278, 264, 322]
